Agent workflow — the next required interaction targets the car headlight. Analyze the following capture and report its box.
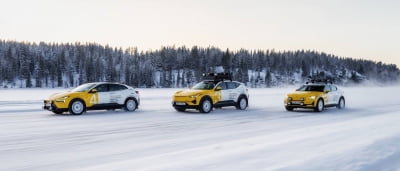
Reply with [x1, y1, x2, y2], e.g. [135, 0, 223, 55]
[300, 98, 304, 101]
[55, 96, 69, 102]
[288, 97, 292, 101]
[190, 94, 200, 98]
[309, 96, 316, 100]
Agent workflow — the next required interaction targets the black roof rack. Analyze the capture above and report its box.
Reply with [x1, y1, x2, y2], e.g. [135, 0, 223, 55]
[305, 78, 334, 84]
[202, 73, 232, 83]
[305, 76, 335, 84]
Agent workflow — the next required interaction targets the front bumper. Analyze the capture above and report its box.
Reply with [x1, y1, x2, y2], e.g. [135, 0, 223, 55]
[172, 101, 199, 109]
[285, 100, 316, 108]
[43, 100, 67, 112]
[172, 96, 199, 106]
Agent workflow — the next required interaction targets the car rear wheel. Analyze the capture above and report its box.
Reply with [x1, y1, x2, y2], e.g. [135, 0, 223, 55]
[199, 98, 212, 113]
[236, 97, 248, 110]
[314, 99, 324, 112]
[69, 99, 85, 115]
[337, 97, 345, 109]
[124, 99, 137, 112]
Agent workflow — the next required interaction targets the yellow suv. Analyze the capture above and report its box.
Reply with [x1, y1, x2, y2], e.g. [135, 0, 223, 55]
[284, 81, 345, 112]
[43, 82, 140, 115]
[172, 73, 249, 113]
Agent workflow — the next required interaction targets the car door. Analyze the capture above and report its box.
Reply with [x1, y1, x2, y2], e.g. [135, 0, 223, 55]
[109, 84, 126, 104]
[219, 82, 231, 102]
[227, 82, 239, 102]
[329, 85, 340, 104]
[93, 84, 110, 105]
[324, 85, 336, 105]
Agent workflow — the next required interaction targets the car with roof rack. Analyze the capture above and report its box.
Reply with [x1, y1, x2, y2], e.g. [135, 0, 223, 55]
[284, 79, 345, 112]
[43, 82, 140, 115]
[172, 73, 249, 113]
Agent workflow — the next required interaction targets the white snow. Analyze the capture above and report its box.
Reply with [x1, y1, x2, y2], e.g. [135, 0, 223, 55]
[0, 86, 400, 171]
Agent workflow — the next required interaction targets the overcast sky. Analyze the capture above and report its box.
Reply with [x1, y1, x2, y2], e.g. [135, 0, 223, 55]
[1, 0, 399, 67]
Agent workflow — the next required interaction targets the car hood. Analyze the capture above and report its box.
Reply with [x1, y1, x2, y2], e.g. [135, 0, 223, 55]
[48, 91, 81, 100]
[174, 89, 209, 96]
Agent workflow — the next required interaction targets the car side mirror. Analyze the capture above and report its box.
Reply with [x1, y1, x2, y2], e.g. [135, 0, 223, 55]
[90, 89, 98, 93]
[215, 86, 222, 91]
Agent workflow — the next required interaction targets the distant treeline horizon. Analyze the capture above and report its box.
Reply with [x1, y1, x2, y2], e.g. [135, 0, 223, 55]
[0, 40, 399, 88]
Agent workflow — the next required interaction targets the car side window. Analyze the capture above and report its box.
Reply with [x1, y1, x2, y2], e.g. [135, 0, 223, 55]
[95, 84, 108, 92]
[109, 84, 118, 91]
[324, 85, 331, 92]
[330, 85, 337, 91]
[119, 84, 128, 90]
[109, 84, 128, 91]
[218, 82, 228, 90]
[227, 82, 236, 89]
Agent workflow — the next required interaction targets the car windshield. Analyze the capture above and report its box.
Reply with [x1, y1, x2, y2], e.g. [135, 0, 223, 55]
[297, 85, 325, 92]
[192, 81, 215, 90]
[70, 83, 97, 92]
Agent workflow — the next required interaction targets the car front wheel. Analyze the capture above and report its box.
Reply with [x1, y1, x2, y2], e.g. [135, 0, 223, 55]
[199, 98, 212, 113]
[69, 99, 85, 115]
[314, 99, 324, 112]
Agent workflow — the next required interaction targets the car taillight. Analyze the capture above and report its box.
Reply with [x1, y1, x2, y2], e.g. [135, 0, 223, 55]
[135, 90, 139, 94]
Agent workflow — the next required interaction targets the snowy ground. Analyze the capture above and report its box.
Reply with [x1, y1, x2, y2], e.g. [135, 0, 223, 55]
[1, 86, 400, 171]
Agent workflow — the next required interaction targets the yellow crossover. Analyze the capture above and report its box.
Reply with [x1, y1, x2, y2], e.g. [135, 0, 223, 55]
[284, 83, 345, 112]
[43, 82, 140, 115]
[172, 77, 249, 113]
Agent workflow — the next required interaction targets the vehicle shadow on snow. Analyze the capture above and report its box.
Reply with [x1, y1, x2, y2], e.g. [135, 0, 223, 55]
[288, 107, 353, 115]
[176, 107, 263, 115]
[49, 110, 143, 117]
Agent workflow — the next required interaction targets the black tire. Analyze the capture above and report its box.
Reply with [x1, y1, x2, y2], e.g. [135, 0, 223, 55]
[124, 98, 137, 112]
[337, 97, 345, 109]
[175, 107, 186, 112]
[285, 106, 294, 111]
[314, 99, 324, 112]
[53, 111, 63, 114]
[199, 97, 212, 113]
[236, 96, 248, 110]
[69, 99, 85, 115]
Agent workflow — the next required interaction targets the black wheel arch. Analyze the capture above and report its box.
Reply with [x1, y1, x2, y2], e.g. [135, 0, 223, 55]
[318, 97, 324, 104]
[238, 94, 248, 101]
[200, 95, 213, 104]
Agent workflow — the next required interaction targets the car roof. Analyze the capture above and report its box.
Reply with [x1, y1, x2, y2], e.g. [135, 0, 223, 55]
[203, 80, 243, 84]
[303, 83, 337, 86]
[84, 82, 132, 87]
[86, 82, 124, 85]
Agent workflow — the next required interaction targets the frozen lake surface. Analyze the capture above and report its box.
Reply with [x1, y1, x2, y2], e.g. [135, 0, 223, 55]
[1, 86, 400, 171]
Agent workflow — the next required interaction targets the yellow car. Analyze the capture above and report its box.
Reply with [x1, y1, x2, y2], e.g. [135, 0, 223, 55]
[43, 82, 140, 115]
[172, 73, 249, 113]
[284, 82, 345, 112]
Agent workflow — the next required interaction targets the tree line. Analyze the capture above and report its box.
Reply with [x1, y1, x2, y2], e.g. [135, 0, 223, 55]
[0, 40, 399, 88]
